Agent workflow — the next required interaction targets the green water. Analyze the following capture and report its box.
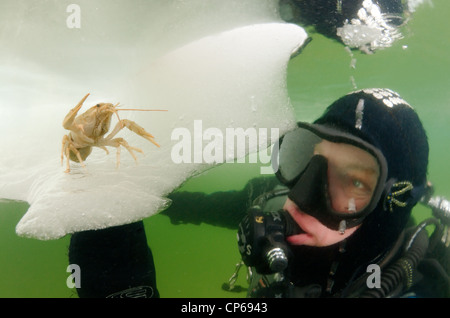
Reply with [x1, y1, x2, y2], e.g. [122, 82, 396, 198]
[1, 1, 449, 298]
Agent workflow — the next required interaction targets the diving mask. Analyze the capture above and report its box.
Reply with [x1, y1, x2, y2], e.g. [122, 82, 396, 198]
[272, 122, 388, 231]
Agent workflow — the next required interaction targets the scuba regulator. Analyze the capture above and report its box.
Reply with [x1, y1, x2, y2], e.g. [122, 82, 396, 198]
[237, 205, 302, 275]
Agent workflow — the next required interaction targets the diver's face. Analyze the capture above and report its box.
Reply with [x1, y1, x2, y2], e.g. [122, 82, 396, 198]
[284, 140, 379, 247]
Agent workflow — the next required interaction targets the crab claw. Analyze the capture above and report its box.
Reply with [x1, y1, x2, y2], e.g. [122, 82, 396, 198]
[63, 93, 90, 129]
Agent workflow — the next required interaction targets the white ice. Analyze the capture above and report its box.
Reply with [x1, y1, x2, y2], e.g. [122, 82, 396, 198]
[0, 0, 307, 240]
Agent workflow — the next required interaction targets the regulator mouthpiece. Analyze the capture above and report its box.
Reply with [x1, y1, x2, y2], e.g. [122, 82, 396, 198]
[237, 207, 302, 274]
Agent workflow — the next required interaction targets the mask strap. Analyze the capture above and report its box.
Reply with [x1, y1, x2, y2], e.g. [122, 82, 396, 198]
[385, 181, 414, 213]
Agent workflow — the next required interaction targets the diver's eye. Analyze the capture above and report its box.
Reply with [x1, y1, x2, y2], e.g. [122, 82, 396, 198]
[352, 179, 363, 188]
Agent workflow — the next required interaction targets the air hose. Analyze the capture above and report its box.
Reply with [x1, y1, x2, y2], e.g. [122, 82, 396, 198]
[359, 220, 430, 298]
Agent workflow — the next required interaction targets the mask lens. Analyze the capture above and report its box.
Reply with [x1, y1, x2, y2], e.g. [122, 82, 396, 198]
[316, 140, 380, 215]
[276, 127, 322, 185]
[276, 123, 382, 217]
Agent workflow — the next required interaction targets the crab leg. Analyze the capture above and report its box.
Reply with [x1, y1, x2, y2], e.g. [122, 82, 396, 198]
[105, 119, 160, 147]
[101, 137, 143, 168]
[61, 135, 87, 173]
[62, 93, 90, 130]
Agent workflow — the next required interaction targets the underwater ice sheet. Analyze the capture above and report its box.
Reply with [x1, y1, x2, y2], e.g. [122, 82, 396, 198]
[0, 0, 307, 240]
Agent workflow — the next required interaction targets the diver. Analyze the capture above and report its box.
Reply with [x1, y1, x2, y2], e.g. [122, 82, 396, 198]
[233, 88, 449, 298]
[279, 0, 421, 53]
[68, 88, 449, 298]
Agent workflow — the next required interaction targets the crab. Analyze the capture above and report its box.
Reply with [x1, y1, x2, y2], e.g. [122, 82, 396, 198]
[61, 93, 165, 173]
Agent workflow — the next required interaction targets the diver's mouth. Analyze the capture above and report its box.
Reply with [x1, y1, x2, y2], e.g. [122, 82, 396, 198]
[284, 211, 314, 246]
[283, 210, 306, 236]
